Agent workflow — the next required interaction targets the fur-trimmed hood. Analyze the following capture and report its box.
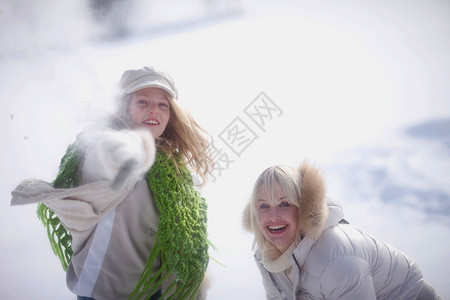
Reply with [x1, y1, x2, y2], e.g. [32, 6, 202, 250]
[243, 162, 341, 243]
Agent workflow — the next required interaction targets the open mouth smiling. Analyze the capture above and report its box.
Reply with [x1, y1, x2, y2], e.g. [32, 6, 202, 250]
[268, 224, 288, 233]
[144, 119, 160, 125]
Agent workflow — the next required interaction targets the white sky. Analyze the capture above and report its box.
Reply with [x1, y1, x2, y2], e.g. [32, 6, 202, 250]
[1, 0, 449, 299]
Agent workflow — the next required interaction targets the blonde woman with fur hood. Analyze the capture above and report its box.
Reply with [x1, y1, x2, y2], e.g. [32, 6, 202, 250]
[242, 164, 440, 300]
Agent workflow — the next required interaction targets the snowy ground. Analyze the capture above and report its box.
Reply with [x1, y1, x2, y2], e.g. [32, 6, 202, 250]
[1, 0, 449, 299]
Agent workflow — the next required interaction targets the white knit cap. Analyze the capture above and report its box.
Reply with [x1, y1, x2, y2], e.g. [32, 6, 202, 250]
[118, 66, 178, 99]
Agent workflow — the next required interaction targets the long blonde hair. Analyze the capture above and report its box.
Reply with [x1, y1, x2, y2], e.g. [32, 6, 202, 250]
[112, 90, 213, 185]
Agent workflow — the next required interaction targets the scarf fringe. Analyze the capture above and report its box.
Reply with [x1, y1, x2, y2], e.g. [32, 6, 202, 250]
[35, 142, 79, 271]
[129, 236, 165, 300]
[36, 202, 73, 271]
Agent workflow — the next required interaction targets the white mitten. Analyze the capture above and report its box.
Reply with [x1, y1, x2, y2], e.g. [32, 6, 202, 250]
[79, 129, 156, 190]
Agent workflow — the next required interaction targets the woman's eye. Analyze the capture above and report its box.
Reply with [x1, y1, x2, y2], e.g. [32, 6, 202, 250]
[280, 201, 290, 207]
[259, 204, 269, 209]
[137, 99, 147, 105]
[159, 102, 169, 109]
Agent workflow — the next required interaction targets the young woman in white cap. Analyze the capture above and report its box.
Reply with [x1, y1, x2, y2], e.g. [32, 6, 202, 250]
[242, 164, 441, 300]
[11, 66, 213, 300]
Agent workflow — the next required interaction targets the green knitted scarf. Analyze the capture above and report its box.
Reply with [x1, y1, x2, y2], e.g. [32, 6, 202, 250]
[37, 142, 210, 300]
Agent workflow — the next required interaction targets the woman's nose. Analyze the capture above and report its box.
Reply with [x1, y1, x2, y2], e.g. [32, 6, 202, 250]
[268, 207, 280, 220]
[147, 102, 157, 113]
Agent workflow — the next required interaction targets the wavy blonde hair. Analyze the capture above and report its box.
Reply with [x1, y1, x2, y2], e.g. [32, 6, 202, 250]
[112, 90, 213, 185]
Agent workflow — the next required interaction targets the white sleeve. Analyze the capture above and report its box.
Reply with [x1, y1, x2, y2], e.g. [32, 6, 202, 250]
[79, 129, 156, 188]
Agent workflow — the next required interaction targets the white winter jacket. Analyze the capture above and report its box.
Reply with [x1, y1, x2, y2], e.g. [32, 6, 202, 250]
[244, 163, 424, 300]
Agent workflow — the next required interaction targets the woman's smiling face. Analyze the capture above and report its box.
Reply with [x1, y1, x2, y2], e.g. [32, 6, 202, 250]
[128, 87, 171, 139]
[256, 182, 299, 253]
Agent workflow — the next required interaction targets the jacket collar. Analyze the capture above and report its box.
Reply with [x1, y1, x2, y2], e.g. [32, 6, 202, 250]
[291, 198, 344, 268]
